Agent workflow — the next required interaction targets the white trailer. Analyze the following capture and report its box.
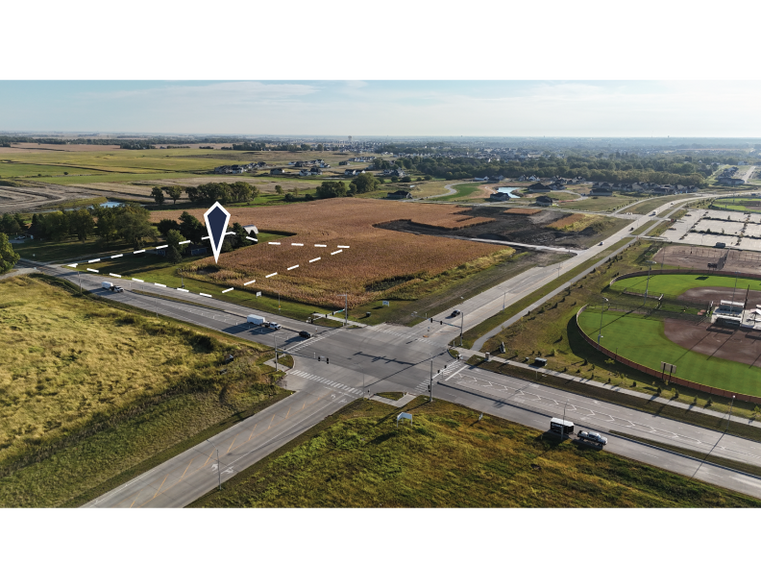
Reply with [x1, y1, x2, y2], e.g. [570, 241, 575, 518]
[101, 281, 114, 290]
[247, 314, 267, 326]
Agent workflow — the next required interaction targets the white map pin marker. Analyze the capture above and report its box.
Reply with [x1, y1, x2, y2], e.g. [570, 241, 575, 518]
[203, 202, 232, 263]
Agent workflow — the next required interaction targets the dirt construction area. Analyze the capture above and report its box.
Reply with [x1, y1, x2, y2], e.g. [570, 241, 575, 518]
[664, 285, 761, 367]
[378, 206, 628, 249]
[654, 245, 761, 276]
[0, 183, 146, 214]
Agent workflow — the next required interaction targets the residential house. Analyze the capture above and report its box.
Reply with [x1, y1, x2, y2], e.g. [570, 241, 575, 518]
[535, 195, 555, 206]
[527, 182, 552, 193]
[489, 192, 510, 202]
[270, 168, 285, 176]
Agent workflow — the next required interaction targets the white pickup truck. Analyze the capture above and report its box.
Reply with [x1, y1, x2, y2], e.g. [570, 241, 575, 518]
[577, 430, 608, 446]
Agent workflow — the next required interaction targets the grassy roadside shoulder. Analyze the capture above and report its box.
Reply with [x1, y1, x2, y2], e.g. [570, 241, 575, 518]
[0, 273, 293, 507]
[459, 239, 634, 348]
[190, 396, 761, 508]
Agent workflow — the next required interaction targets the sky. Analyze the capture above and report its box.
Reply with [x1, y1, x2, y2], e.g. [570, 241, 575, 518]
[2, 80, 761, 138]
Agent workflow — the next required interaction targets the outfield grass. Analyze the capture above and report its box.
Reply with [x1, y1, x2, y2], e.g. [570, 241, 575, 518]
[576, 310, 761, 397]
[611, 273, 761, 298]
[191, 397, 761, 508]
[0, 274, 289, 506]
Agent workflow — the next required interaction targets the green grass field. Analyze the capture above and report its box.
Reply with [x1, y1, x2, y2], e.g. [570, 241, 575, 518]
[0, 163, 110, 179]
[0, 274, 290, 506]
[611, 273, 761, 298]
[429, 183, 483, 202]
[192, 396, 761, 508]
[577, 310, 761, 397]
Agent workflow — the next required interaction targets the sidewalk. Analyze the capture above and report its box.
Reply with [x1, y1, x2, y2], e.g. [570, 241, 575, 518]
[370, 393, 417, 408]
[455, 347, 761, 430]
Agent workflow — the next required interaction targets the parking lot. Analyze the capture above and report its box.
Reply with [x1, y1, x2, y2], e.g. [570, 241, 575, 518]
[663, 208, 761, 252]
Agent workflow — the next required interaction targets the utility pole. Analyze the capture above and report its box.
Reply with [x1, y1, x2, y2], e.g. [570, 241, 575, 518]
[205, 439, 221, 491]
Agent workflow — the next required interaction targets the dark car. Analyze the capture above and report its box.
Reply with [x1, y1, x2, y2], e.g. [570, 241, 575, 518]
[298, 331, 312, 339]
[450, 309, 461, 317]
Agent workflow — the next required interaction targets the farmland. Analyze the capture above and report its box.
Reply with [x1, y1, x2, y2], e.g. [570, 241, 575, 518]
[0, 274, 288, 507]
[192, 397, 761, 508]
[152, 199, 514, 308]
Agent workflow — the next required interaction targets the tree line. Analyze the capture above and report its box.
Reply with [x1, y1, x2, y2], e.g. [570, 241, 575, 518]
[394, 153, 718, 186]
[151, 182, 260, 206]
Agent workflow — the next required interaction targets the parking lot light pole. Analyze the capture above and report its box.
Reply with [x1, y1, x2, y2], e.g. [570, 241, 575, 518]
[205, 439, 221, 491]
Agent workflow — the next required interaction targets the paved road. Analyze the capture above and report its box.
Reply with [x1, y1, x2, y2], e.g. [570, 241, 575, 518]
[17, 191, 761, 505]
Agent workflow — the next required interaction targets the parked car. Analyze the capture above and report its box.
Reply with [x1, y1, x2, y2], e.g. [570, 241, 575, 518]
[298, 331, 312, 339]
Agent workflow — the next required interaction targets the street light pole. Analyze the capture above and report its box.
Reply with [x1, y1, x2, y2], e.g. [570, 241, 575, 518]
[726, 395, 736, 434]
[429, 359, 433, 403]
[460, 311, 464, 347]
[502, 291, 507, 310]
[274, 332, 278, 373]
[205, 439, 221, 491]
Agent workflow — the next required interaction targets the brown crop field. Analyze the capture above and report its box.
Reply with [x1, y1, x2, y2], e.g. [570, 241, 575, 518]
[152, 199, 513, 307]
[503, 208, 542, 216]
[412, 216, 496, 230]
[546, 213, 586, 229]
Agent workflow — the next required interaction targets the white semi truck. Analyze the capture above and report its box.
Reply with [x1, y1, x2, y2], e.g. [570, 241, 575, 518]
[101, 281, 123, 293]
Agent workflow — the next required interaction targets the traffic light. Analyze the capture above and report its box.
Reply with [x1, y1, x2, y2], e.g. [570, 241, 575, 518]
[327, 358, 330, 365]
[440, 321, 443, 325]
[430, 317, 433, 323]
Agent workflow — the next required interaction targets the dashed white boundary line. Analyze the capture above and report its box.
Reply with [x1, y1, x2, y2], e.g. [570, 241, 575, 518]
[265, 272, 277, 278]
[111, 254, 123, 259]
[331, 250, 342, 255]
[154, 282, 167, 288]
[199, 293, 212, 298]
[133, 249, 145, 254]
[155, 245, 168, 250]
[287, 265, 299, 271]
[222, 287, 234, 293]
[177, 288, 189, 293]
[309, 257, 321, 263]
[292, 243, 303, 246]
[244, 279, 256, 286]
[88, 258, 100, 263]
[314, 244, 327, 248]
[109, 273, 122, 278]
[87, 268, 99, 273]
[132, 278, 144, 283]
[269, 242, 281, 245]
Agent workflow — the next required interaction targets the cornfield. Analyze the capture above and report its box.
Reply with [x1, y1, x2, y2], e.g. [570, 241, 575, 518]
[152, 199, 513, 307]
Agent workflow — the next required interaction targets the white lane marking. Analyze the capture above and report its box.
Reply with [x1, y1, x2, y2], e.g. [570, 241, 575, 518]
[133, 250, 145, 254]
[266, 272, 277, 278]
[109, 273, 122, 278]
[87, 268, 99, 273]
[337, 245, 350, 248]
[179, 240, 191, 245]
[222, 287, 234, 293]
[445, 364, 468, 381]
[309, 257, 321, 263]
[155, 245, 168, 250]
[88, 258, 100, 263]
[269, 242, 281, 245]
[287, 265, 299, 271]
[331, 250, 342, 255]
[292, 243, 304, 246]
[246, 237, 258, 242]
[132, 278, 144, 282]
[199, 293, 212, 298]
[111, 254, 123, 259]
[177, 288, 189, 293]
[314, 244, 327, 247]
[244, 279, 256, 286]
[154, 283, 167, 288]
